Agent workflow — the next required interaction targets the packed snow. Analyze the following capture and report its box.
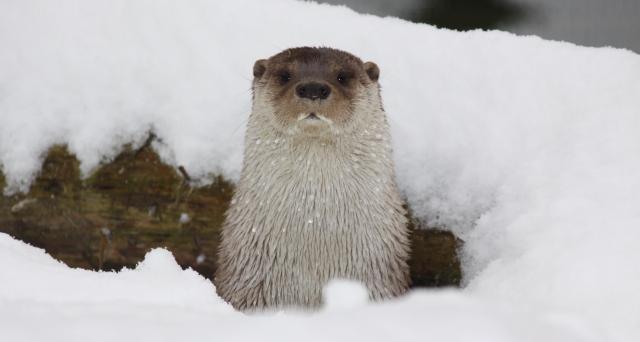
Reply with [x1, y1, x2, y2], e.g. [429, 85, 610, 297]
[1, 0, 640, 341]
[0, 233, 602, 342]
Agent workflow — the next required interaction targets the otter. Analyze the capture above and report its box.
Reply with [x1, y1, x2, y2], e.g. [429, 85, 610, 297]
[215, 47, 409, 311]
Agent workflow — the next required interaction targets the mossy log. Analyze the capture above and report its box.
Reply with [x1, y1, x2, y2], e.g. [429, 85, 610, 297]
[0, 140, 461, 287]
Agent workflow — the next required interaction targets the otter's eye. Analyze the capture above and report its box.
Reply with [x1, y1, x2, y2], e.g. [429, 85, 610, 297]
[337, 72, 350, 85]
[278, 71, 291, 84]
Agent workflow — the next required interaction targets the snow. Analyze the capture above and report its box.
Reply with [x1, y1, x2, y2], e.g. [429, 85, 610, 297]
[1, 0, 640, 341]
[0, 233, 228, 310]
[179, 212, 190, 224]
[0, 233, 600, 342]
[322, 279, 370, 310]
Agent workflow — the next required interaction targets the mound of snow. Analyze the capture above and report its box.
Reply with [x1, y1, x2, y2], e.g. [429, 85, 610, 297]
[0, 233, 230, 311]
[1, 0, 639, 341]
[0, 233, 598, 342]
[322, 279, 370, 310]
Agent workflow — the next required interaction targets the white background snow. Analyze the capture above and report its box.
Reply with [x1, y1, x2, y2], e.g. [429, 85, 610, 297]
[1, 0, 639, 341]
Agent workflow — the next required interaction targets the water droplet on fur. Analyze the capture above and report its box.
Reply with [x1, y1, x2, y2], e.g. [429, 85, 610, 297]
[308, 219, 313, 224]
[231, 199, 237, 205]
[255, 139, 261, 145]
[245, 199, 250, 204]
[196, 254, 206, 264]
[251, 228, 256, 233]
[259, 201, 263, 206]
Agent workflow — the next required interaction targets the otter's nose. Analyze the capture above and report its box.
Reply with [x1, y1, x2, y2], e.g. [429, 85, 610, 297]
[295, 82, 331, 100]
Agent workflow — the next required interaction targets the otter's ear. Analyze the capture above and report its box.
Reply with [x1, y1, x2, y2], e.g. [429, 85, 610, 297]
[253, 59, 267, 79]
[364, 61, 380, 82]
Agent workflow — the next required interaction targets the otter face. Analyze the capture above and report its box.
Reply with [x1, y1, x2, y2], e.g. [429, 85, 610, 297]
[252, 47, 380, 136]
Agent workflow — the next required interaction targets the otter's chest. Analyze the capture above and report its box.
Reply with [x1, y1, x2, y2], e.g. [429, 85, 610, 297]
[233, 143, 396, 237]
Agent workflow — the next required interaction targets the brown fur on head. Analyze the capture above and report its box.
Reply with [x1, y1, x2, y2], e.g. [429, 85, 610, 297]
[252, 47, 380, 136]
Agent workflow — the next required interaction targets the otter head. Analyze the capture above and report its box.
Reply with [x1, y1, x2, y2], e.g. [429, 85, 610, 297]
[251, 47, 381, 137]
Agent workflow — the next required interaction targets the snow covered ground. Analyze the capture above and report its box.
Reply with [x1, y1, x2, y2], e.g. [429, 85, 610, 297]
[1, 0, 639, 341]
[0, 233, 604, 342]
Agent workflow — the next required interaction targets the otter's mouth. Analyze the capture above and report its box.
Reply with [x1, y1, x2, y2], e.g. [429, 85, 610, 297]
[297, 112, 332, 124]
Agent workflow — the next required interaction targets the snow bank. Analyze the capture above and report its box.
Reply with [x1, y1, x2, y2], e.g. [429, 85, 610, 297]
[0, 233, 597, 342]
[0, 233, 230, 310]
[1, 0, 640, 341]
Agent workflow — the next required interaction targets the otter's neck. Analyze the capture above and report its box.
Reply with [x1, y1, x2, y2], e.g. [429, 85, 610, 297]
[229, 109, 401, 234]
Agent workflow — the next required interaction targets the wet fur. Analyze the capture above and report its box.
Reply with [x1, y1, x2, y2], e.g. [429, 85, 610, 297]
[215, 47, 409, 311]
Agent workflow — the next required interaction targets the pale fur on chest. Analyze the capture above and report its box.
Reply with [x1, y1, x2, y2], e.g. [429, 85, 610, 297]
[215, 92, 410, 311]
